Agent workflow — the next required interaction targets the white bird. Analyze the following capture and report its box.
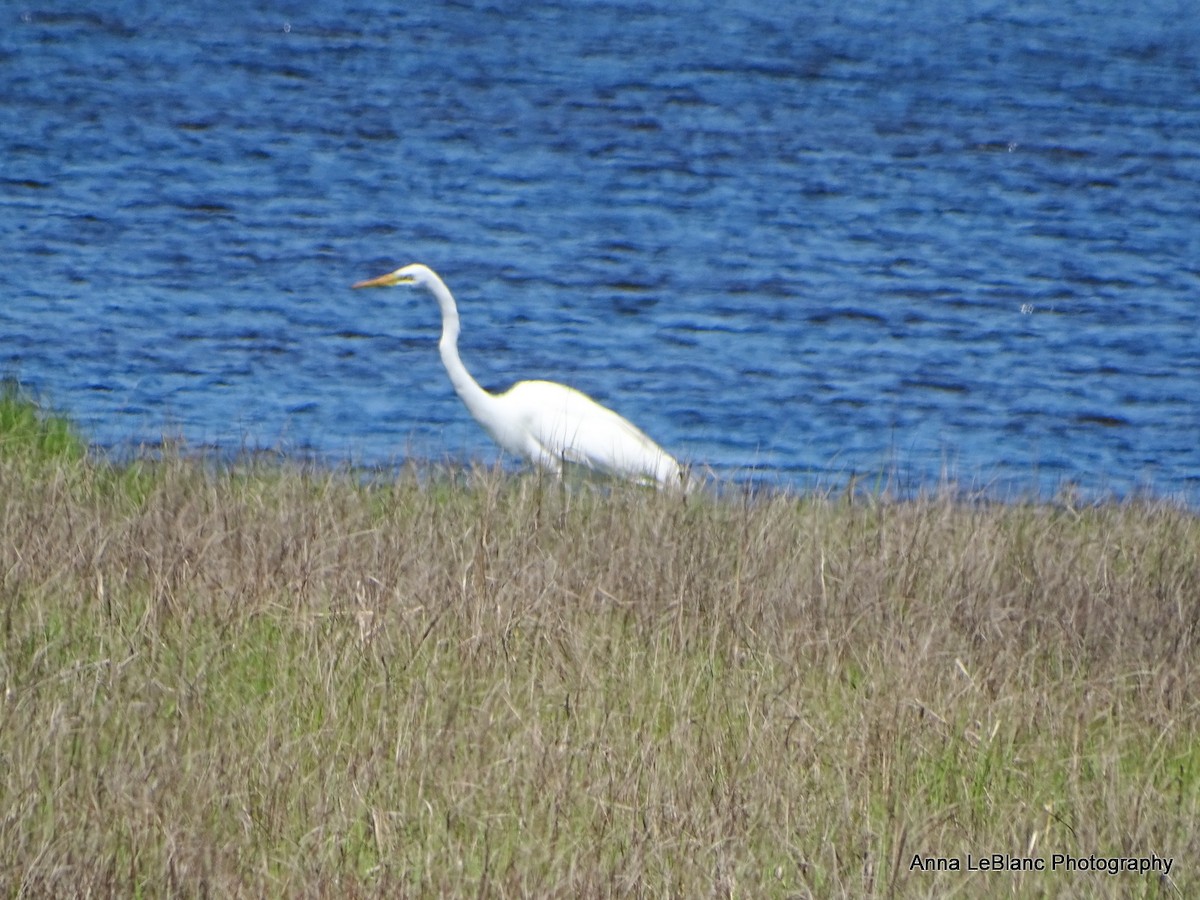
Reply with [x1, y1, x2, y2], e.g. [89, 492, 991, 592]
[352, 263, 685, 490]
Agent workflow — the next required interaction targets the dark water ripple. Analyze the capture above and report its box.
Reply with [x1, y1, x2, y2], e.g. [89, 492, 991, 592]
[2, 1, 1198, 501]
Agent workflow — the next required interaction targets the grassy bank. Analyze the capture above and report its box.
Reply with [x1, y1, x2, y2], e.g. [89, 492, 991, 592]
[2, 389, 1198, 897]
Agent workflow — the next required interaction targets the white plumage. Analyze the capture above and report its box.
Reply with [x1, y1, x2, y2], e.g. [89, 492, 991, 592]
[353, 263, 684, 489]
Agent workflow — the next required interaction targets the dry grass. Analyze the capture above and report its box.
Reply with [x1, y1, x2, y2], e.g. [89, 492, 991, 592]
[2, 392, 1198, 897]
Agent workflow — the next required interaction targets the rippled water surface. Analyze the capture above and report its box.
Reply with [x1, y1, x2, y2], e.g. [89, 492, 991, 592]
[3, 1, 1199, 500]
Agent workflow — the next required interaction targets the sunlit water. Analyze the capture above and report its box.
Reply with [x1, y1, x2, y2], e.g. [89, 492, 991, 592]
[3, 2, 1198, 501]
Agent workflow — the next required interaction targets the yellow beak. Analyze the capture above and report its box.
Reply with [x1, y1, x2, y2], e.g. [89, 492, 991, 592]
[351, 271, 408, 289]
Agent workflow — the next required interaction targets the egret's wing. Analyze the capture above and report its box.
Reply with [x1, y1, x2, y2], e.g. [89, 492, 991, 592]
[505, 380, 679, 486]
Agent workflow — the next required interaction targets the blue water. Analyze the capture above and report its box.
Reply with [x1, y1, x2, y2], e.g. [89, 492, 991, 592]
[3, 1, 1199, 501]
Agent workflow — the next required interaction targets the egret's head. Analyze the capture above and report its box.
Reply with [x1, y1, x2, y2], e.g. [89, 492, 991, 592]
[351, 262, 431, 290]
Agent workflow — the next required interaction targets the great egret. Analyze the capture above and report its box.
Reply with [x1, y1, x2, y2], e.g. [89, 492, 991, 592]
[352, 263, 686, 489]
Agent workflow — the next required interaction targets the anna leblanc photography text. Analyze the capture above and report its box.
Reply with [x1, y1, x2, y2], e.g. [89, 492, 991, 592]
[910, 853, 1174, 876]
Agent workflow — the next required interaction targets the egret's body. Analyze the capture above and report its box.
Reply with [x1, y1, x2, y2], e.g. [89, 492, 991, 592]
[353, 263, 684, 489]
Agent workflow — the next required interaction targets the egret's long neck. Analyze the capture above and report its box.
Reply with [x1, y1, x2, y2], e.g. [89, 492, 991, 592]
[424, 274, 500, 427]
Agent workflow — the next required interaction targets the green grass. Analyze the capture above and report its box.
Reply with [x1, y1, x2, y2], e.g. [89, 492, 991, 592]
[2, 390, 1198, 897]
[0, 379, 87, 464]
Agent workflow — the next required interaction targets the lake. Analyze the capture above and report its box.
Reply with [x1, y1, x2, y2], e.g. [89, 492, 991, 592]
[3, 1, 1198, 502]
